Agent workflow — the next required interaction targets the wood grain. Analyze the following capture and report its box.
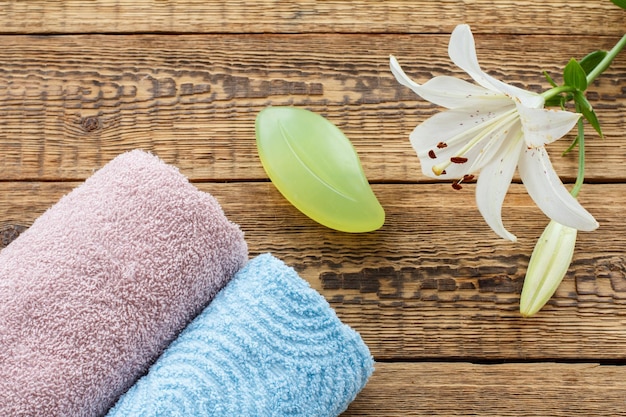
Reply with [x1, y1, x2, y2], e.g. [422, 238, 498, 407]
[343, 362, 626, 416]
[2, 181, 624, 361]
[0, 34, 624, 182]
[0, 0, 623, 35]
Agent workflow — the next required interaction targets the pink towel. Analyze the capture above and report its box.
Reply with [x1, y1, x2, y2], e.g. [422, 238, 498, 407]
[0, 150, 248, 417]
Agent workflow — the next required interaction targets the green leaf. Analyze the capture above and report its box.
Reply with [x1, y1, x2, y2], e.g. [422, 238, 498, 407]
[561, 136, 579, 156]
[543, 70, 558, 88]
[578, 50, 608, 75]
[611, 0, 626, 10]
[563, 58, 588, 91]
[255, 106, 385, 233]
[573, 91, 603, 137]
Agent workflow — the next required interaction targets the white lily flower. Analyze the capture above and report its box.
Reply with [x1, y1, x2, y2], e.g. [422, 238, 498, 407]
[390, 24, 598, 241]
[520, 220, 577, 317]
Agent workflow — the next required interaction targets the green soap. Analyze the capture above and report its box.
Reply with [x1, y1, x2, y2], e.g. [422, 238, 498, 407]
[255, 106, 385, 233]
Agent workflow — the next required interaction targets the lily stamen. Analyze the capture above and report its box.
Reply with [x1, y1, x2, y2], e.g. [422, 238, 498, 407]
[430, 108, 518, 177]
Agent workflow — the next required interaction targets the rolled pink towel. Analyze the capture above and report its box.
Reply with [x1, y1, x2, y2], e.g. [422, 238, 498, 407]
[0, 150, 248, 417]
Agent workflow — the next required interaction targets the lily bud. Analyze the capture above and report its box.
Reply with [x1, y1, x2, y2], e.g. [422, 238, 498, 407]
[520, 220, 577, 317]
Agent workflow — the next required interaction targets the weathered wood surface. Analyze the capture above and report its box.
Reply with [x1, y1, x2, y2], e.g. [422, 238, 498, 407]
[0, 0, 623, 35]
[0, 34, 624, 182]
[1, 0, 625, 415]
[345, 362, 626, 416]
[2, 181, 625, 362]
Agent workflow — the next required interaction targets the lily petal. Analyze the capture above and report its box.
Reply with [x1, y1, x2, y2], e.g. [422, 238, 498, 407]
[390, 56, 509, 109]
[447, 25, 544, 109]
[420, 77, 512, 109]
[389, 55, 422, 91]
[447, 24, 501, 92]
[519, 147, 599, 231]
[505, 86, 545, 109]
[516, 104, 581, 147]
[475, 135, 525, 241]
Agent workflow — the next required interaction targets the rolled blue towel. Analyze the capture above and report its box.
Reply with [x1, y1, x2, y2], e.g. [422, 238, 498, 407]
[107, 253, 374, 416]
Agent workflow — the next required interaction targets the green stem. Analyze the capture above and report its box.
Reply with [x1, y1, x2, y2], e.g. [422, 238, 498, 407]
[570, 104, 585, 198]
[541, 85, 575, 101]
[586, 33, 626, 85]
[568, 34, 626, 198]
[541, 33, 626, 101]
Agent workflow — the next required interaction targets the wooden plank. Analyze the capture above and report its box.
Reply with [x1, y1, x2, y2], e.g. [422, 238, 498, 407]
[0, 0, 623, 35]
[2, 181, 625, 361]
[0, 34, 624, 182]
[342, 362, 626, 416]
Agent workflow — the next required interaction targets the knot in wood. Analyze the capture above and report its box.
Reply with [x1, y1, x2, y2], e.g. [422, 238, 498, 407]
[81, 116, 100, 132]
[1, 224, 28, 248]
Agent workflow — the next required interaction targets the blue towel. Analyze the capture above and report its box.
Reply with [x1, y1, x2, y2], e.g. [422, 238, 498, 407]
[107, 253, 374, 416]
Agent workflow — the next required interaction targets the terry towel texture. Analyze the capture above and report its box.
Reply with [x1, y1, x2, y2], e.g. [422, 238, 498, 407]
[108, 253, 374, 417]
[0, 150, 248, 417]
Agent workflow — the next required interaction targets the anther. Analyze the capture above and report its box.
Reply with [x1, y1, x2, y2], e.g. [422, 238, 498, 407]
[450, 156, 468, 164]
[451, 181, 463, 190]
[437, 142, 448, 149]
[428, 150, 437, 159]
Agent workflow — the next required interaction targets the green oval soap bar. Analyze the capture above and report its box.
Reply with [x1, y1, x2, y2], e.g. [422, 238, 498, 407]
[255, 106, 385, 233]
